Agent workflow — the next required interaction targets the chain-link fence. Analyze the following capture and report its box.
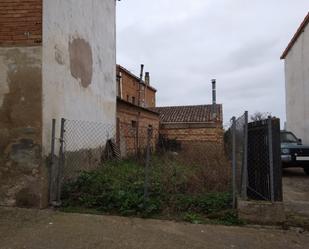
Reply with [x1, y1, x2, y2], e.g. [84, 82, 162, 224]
[49, 118, 232, 217]
[62, 120, 116, 182]
[225, 113, 282, 206]
[225, 112, 248, 207]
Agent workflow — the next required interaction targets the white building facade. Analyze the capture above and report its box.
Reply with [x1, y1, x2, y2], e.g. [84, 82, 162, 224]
[281, 13, 309, 144]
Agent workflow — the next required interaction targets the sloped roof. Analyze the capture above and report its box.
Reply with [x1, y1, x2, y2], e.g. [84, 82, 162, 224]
[117, 64, 157, 92]
[117, 97, 159, 115]
[281, 12, 309, 59]
[149, 104, 223, 124]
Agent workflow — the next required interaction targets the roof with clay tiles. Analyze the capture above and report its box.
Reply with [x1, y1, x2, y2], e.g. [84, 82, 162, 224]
[149, 104, 222, 124]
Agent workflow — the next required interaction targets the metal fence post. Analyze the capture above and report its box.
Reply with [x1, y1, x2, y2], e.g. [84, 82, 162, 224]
[241, 111, 248, 199]
[49, 119, 56, 205]
[232, 117, 237, 208]
[144, 127, 152, 207]
[268, 116, 275, 202]
[55, 118, 65, 205]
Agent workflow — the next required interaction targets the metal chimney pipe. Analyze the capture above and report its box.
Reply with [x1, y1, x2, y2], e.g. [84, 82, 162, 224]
[211, 79, 217, 120]
[138, 64, 144, 106]
[145, 72, 150, 85]
[139, 64, 144, 82]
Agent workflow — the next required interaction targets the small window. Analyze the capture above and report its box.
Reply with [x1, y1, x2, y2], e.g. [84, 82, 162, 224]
[127, 95, 129, 102]
[132, 120, 137, 128]
[132, 97, 135, 105]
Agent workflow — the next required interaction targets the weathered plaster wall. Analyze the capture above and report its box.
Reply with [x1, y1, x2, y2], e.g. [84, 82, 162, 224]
[42, 0, 117, 155]
[285, 24, 309, 143]
[0, 46, 44, 207]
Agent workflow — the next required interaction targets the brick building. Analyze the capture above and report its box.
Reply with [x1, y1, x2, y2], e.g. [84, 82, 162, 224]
[150, 104, 223, 144]
[116, 65, 159, 156]
[117, 65, 157, 108]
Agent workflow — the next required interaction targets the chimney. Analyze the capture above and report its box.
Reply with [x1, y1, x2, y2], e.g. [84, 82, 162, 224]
[145, 72, 150, 85]
[211, 79, 217, 120]
[138, 64, 144, 106]
[139, 64, 144, 82]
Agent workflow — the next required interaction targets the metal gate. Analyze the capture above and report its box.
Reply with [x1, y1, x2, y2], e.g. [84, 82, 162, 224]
[229, 114, 283, 206]
[247, 118, 282, 202]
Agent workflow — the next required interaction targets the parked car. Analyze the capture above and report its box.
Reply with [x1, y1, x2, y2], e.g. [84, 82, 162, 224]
[281, 131, 309, 175]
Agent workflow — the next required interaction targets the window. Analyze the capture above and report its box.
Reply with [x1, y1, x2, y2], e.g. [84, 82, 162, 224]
[132, 120, 137, 128]
[132, 97, 135, 105]
[281, 132, 298, 143]
[127, 95, 129, 102]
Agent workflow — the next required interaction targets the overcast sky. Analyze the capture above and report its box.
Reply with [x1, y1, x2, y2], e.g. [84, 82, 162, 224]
[116, 1, 309, 126]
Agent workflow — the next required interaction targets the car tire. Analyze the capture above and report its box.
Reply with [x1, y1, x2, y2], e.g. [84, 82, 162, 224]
[303, 167, 309, 175]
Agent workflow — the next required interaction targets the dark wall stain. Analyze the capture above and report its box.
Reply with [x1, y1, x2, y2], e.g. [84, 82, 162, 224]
[15, 186, 40, 208]
[69, 38, 93, 88]
[0, 48, 43, 208]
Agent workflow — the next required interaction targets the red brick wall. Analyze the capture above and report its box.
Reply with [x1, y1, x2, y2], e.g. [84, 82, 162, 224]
[0, 0, 42, 46]
[119, 70, 139, 104]
[117, 66, 156, 107]
[160, 125, 224, 143]
[145, 86, 156, 107]
[117, 100, 160, 156]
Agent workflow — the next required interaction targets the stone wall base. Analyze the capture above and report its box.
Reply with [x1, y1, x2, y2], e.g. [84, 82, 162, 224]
[237, 199, 286, 225]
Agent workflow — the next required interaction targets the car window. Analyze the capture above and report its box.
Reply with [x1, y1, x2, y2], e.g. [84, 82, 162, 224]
[281, 132, 298, 143]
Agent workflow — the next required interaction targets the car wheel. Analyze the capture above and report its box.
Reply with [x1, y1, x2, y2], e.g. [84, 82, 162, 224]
[303, 167, 309, 175]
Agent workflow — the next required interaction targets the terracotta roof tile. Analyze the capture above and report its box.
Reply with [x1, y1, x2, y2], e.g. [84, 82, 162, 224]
[149, 104, 222, 123]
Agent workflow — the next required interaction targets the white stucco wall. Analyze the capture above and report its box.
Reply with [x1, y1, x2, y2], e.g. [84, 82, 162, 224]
[284, 23, 309, 144]
[42, 0, 117, 155]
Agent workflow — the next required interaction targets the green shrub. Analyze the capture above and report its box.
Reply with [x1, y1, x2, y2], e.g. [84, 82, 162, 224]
[62, 160, 162, 216]
[183, 212, 204, 224]
[62, 158, 232, 222]
[214, 210, 246, 226]
[174, 192, 232, 213]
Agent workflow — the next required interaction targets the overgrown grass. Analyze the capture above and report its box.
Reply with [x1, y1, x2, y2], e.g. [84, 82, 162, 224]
[61, 153, 242, 225]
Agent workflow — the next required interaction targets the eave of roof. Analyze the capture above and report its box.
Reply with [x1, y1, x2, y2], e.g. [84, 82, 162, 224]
[117, 97, 160, 115]
[281, 12, 309, 59]
[117, 64, 157, 92]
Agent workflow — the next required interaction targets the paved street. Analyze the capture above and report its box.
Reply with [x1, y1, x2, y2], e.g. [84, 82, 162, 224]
[1, 207, 309, 249]
[283, 168, 309, 216]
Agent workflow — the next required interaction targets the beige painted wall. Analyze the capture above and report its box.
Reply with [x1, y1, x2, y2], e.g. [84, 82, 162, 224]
[284, 23, 309, 144]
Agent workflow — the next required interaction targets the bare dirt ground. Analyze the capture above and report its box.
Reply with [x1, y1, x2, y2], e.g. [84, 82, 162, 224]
[1, 207, 309, 249]
[283, 168, 309, 216]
